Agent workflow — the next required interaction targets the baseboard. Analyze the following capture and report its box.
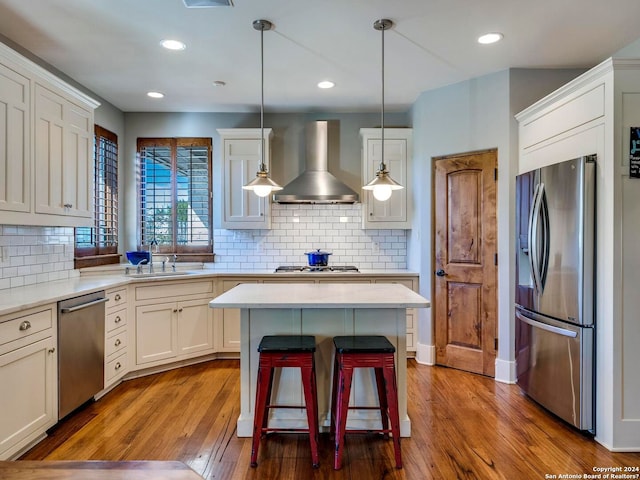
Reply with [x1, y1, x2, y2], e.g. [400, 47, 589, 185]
[414, 342, 435, 366]
[495, 358, 516, 384]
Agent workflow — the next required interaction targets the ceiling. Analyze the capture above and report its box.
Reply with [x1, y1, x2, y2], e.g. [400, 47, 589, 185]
[1, 0, 639, 113]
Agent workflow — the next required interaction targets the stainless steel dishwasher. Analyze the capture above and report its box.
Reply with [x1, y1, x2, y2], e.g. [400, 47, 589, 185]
[57, 290, 107, 419]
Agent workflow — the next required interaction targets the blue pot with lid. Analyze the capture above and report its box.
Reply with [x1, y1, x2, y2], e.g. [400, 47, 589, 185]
[305, 249, 332, 266]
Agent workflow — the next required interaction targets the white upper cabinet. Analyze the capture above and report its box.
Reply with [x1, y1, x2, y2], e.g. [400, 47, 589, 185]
[0, 41, 99, 227]
[0, 53, 30, 214]
[34, 83, 93, 219]
[360, 128, 412, 229]
[218, 128, 273, 229]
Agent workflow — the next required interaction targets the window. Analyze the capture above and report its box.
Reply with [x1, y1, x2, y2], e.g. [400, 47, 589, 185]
[74, 125, 119, 268]
[137, 138, 213, 260]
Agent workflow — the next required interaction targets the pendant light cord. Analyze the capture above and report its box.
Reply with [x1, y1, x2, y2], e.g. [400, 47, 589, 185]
[260, 24, 265, 172]
[380, 21, 386, 173]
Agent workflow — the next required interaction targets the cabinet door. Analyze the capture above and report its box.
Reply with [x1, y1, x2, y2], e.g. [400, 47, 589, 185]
[216, 279, 258, 352]
[364, 138, 408, 224]
[0, 62, 30, 214]
[0, 337, 56, 460]
[218, 129, 272, 230]
[34, 83, 93, 220]
[177, 299, 214, 356]
[135, 303, 177, 365]
[360, 128, 412, 229]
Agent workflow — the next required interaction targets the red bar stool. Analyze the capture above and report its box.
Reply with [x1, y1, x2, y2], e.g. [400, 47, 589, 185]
[330, 335, 402, 470]
[250, 335, 320, 468]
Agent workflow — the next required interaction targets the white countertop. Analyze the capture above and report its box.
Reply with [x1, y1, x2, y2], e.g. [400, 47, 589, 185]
[0, 269, 420, 318]
[209, 282, 430, 309]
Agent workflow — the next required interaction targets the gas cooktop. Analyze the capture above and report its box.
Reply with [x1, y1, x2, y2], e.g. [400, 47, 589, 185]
[275, 265, 360, 273]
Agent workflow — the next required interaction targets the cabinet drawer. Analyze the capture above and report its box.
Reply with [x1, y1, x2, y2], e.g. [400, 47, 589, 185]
[105, 329, 127, 358]
[105, 352, 127, 383]
[135, 280, 213, 301]
[106, 288, 127, 310]
[106, 309, 127, 333]
[0, 308, 53, 347]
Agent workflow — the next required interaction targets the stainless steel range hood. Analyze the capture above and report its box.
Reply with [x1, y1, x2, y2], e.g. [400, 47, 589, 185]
[273, 121, 359, 204]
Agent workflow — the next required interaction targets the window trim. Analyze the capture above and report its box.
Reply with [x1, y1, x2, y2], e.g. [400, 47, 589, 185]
[74, 125, 119, 269]
[136, 137, 213, 259]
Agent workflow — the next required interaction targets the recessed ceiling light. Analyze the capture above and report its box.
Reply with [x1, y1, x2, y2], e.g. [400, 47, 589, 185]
[147, 91, 164, 99]
[318, 80, 335, 89]
[478, 32, 503, 45]
[160, 39, 186, 51]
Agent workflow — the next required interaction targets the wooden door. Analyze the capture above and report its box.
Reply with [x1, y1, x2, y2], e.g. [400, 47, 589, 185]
[433, 149, 497, 376]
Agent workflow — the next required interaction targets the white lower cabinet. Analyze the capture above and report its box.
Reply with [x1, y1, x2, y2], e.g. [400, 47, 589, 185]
[104, 287, 128, 388]
[214, 279, 258, 353]
[0, 306, 57, 460]
[134, 280, 214, 368]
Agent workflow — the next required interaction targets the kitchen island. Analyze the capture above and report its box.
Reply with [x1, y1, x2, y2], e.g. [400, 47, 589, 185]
[208, 282, 430, 437]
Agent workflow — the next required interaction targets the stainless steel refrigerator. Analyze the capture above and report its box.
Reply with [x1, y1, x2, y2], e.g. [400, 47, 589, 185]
[515, 155, 596, 433]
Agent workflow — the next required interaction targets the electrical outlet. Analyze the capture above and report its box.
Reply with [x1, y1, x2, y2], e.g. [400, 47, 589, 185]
[372, 242, 380, 253]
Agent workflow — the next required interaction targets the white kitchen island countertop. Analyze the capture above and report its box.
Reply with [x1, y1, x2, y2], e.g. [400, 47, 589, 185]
[209, 282, 429, 309]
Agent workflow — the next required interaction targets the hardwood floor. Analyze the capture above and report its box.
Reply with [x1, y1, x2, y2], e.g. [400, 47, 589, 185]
[20, 360, 640, 479]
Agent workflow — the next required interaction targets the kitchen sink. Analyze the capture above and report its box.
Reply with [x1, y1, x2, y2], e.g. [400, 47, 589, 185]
[128, 271, 192, 278]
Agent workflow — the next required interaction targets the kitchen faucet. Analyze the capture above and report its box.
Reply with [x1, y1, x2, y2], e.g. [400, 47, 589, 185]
[147, 240, 158, 273]
[172, 254, 177, 272]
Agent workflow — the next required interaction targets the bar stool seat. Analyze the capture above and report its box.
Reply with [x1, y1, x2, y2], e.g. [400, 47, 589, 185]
[330, 335, 402, 470]
[251, 335, 319, 468]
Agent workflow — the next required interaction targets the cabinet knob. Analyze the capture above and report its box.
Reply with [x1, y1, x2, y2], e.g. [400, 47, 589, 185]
[114, 316, 121, 324]
[115, 294, 121, 301]
[115, 339, 121, 347]
[48, 347, 56, 354]
[115, 362, 122, 371]
[19, 320, 31, 331]
[173, 308, 178, 313]
[178, 308, 183, 312]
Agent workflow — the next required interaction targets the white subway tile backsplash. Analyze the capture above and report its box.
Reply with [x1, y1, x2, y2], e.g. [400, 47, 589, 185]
[0, 225, 78, 291]
[212, 204, 407, 270]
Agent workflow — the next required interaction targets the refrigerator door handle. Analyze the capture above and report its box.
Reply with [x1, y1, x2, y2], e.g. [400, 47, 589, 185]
[516, 310, 578, 338]
[528, 183, 543, 295]
[538, 183, 550, 290]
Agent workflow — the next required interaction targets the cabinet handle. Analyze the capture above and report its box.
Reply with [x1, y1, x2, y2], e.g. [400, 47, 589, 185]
[114, 316, 122, 324]
[115, 339, 121, 347]
[178, 308, 183, 312]
[19, 320, 31, 331]
[115, 362, 122, 371]
[115, 294, 121, 301]
[173, 308, 178, 313]
[48, 347, 56, 354]
[63, 203, 73, 208]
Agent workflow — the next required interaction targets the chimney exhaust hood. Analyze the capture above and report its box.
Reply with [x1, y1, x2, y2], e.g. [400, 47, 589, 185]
[273, 121, 359, 204]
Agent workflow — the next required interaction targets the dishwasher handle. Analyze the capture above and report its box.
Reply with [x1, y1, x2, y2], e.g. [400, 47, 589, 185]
[60, 297, 108, 313]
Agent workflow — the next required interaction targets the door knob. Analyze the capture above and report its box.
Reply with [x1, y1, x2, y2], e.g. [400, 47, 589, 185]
[436, 269, 447, 277]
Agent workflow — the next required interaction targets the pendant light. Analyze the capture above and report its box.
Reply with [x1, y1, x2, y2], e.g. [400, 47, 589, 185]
[363, 18, 403, 202]
[242, 19, 282, 197]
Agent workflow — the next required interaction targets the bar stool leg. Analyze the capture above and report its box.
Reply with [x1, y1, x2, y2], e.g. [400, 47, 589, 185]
[251, 357, 271, 467]
[334, 355, 354, 470]
[374, 367, 390, 438]
[382, 358, 402, 469]
[330, 351, 339, 436]
[300, 360, 320, 468]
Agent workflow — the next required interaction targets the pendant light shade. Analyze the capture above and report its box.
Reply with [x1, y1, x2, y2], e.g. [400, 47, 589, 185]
[243, 19, 282, 197]
[363, 18, 403, 202]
